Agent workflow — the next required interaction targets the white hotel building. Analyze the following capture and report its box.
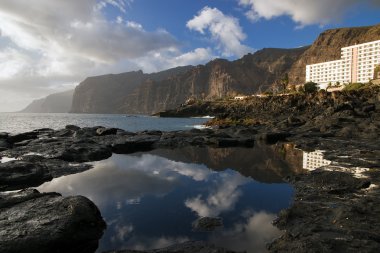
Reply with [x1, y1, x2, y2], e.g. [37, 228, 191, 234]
[306, 40, 380, 88]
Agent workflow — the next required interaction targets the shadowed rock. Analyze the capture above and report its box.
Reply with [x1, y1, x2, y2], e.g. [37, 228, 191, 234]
[0, 189, 106, 253]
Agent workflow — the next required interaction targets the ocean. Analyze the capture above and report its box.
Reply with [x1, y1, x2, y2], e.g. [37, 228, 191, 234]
[0, 113, 211, 134]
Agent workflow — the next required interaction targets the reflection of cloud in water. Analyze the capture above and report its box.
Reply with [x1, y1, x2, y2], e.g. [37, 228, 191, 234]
[113, 235, 189, 251]
[111, 224, 134, 243]
[38, 157, 179, 207]
[185, 172, 249, 217]
[38, 154, 215, 208]
[211, 211, 282, 253]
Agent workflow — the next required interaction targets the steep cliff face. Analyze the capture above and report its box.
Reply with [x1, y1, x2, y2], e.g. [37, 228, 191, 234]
[289, 23, 380, 84]
[70, 23, 380, 114]
[70, 66, 193, 113]
[70, 47, 307, 114]
[20, 90, 74, 113]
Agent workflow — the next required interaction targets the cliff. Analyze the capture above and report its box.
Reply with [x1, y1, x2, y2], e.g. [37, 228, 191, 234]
[70, 23, 380, 114]
[289, 23, 380, 84]
[71, 47, 307, 114]
[70, 67, 193, 113]
[20, 90, 74, 113]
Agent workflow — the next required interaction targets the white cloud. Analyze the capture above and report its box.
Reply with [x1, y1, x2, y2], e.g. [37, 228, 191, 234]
[238, 0, 380, 26]
[0, 1, 218, 112]
[134, 47, 215, 73]
[187, 7, 253, 58]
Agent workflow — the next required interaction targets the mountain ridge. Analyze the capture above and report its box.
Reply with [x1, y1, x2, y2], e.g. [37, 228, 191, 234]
[22, 23, 380, 114]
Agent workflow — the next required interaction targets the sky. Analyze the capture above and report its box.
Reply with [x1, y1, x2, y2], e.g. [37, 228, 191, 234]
[0, 0, 379, 112]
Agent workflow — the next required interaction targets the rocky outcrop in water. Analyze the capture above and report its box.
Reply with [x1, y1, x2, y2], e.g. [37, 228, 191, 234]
[20, 89, 74, 113]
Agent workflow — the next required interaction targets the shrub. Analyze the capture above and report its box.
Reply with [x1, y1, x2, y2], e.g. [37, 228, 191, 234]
[343, 83, 364, 91]
[304, 82, 318, 93]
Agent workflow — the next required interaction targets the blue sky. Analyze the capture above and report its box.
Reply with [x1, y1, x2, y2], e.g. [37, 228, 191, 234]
[0, 0, 379, 111]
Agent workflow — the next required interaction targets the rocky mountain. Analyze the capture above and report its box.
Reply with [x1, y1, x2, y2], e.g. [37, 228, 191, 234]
[71, 47, 307, 114]
[70, 23, 380, 114]
[20, 90, 74, 113]
[70, 66, 193, 113]
[289, 23, 380, 84]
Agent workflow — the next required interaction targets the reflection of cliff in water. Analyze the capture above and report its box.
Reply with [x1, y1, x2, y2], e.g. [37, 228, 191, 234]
[146, 143, 304, 183]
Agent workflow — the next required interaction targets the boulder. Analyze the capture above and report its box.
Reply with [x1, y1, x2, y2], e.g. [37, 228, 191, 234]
[0, 189, 106, 253]
[0, 160, 51, 191]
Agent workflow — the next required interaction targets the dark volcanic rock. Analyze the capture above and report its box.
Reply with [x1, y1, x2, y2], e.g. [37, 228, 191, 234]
[8, 131, 38, 144]
[112, 134, 161, 154]
[0, 155, 92, 191]
[0, 189, 106, 253]
[268, 168, 379, 253]
[0, 139, 11, 151]
[0, 160, 51, 191]
[58, 140, 113, 162]
[96, 127, 118, 136]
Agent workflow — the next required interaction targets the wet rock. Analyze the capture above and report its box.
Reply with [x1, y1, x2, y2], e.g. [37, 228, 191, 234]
[192, 217, 223, 232]
[0, 132, 9, 139]
[0, 189, 106, 253]
[65, 124, 81, 131]
[256, 132, 291, 144]
[112, 134, 160, 154]
[2, 137, 112, 163]
[0, 139, 11, 151]
[269, 167, 379, 253]
[58, 140, 112, 162]
[96, 127, 118, 136]
[208, 137, 239, 147]
[8, 131, 38, 144]
[0, 160, 51, 191]
[0, 156, 92, 191]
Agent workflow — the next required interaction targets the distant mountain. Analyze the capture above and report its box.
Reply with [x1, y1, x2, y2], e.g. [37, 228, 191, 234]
[20, 90, 74, 113]
[70, 66, 193, 114]
[70, 47, 306, 114]
[70, 23, 380, 115]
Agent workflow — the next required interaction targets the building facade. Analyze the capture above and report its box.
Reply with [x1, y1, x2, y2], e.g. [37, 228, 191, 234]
[306, 40, 380, 88]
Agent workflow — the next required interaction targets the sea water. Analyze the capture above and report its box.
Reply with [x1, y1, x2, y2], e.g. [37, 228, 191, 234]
[0, 113, 209, 133]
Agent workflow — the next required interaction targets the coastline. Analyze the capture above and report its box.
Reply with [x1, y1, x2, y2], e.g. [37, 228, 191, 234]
[1, 86, 379, 252]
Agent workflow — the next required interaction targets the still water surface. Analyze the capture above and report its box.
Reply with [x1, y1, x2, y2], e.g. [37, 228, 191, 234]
[38, 145, 301, 253]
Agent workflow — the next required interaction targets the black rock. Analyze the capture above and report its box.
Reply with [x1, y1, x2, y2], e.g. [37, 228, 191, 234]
[0, 189, 106, 253]
[0, 160, 51, 191]
[96, 127, 118, 136]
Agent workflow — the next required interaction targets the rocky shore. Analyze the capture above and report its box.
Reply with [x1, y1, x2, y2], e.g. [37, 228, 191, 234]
[1, 86, 379, 252]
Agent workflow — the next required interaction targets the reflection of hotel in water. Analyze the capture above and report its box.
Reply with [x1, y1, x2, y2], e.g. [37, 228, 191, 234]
[302, 150, 331, 170]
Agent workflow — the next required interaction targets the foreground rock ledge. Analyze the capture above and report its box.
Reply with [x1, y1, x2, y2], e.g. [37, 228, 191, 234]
[0, 189, 106, 253]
